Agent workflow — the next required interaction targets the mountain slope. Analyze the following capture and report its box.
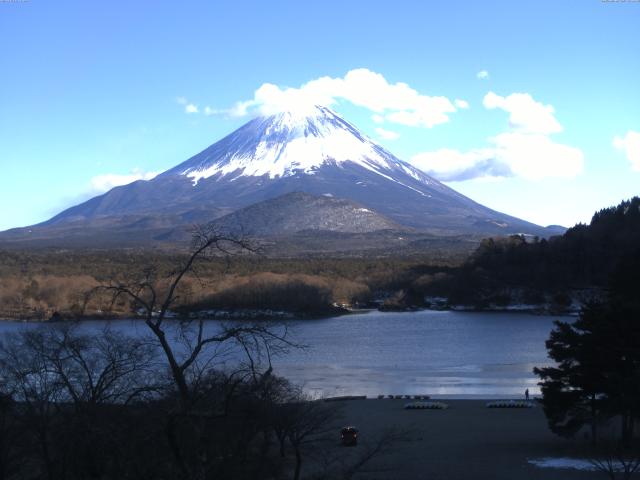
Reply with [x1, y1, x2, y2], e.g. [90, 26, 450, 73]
[1, 105, 555, 248]
[212, 191, 404, 236]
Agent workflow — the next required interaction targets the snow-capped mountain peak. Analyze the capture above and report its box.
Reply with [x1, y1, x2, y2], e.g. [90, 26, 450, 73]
[170, 105, 432, 186]
[7, 103, 552, 245]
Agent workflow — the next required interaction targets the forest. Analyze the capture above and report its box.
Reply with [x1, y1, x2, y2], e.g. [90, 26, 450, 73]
[1, 197, 639, 320]
[435, 197, 640, 309]
[0, 248, 459, 320]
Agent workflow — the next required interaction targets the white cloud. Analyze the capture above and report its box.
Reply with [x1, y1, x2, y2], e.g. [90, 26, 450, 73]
[90, 169, 160, 193]
[477, 70, 489, 80]
[483, 92, 562, 135]
[490, 132, 583, 180]
[214, 68, 460, 128]
[613, 130, 640, 171]
[385, 96, 455, 128]
[410, 92, 583, 181]
[454, 99, 469, 109]
[204, 106, 226, 116]
[374, 127, 400, 140]
[185, 103, 199, 114]
[371, 114, 385, 124]
[225, 99, 255, 117]
[411, 148, 509, 181]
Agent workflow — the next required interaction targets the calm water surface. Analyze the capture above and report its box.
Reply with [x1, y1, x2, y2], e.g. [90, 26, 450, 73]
[0, 310, 561, 398]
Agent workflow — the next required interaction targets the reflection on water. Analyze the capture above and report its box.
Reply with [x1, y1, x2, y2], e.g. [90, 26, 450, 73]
[0, 309, 560, 398]
[269, 310, 558, 398]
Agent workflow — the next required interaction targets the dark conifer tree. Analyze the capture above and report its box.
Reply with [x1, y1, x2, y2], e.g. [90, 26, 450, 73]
[535, 252, 640, 445]
[534, 301, 610, 442]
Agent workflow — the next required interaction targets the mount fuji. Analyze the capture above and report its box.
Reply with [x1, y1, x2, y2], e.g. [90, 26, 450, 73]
[1, 105, 561, 249]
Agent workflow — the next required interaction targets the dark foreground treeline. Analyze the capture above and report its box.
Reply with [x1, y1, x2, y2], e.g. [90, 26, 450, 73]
[0, 323, 400, 480]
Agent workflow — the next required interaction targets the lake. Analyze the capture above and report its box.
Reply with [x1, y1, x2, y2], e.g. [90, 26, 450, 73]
[0, 309, 562, 399]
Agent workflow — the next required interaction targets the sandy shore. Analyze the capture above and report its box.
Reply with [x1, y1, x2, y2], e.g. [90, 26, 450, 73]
[326, 399, 599, 480]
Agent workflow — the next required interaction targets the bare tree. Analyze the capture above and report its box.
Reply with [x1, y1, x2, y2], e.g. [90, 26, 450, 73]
[42, 325, 157, 407]
[0, 325, 160, 480]
[0, 330, 67, 480]
[86, 224, 294, 409]
[275, 396, 342, 480]
[0, 229, 395, 480]
[84, 225, 301, 480]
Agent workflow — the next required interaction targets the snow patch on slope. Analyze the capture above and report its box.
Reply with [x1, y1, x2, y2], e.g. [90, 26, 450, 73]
[184, 127, 390, 183]
[179, 105, 433, 195]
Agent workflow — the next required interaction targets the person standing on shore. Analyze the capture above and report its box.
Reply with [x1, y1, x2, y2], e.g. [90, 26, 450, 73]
[525, 388, 530, 401]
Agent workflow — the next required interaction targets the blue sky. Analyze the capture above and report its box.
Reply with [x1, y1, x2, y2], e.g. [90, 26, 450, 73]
[1, 0, 638, 231]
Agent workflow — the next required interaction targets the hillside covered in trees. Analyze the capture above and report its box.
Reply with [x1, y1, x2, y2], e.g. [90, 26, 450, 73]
[433, 197, 640, 309]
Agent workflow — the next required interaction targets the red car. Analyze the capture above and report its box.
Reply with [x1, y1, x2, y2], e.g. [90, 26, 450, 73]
[341, 426, 358, 446]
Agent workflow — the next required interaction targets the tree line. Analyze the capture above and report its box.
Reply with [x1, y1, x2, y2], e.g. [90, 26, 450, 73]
[0, 245, 464, 320]
[417, 197, 640, 309]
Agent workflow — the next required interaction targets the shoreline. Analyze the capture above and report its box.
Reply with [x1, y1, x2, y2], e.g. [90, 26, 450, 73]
[0, 303, 579, 323]
[323, 395, 540, 401]
[373, 304, 579, 317]
[0, 306, 353, 323]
